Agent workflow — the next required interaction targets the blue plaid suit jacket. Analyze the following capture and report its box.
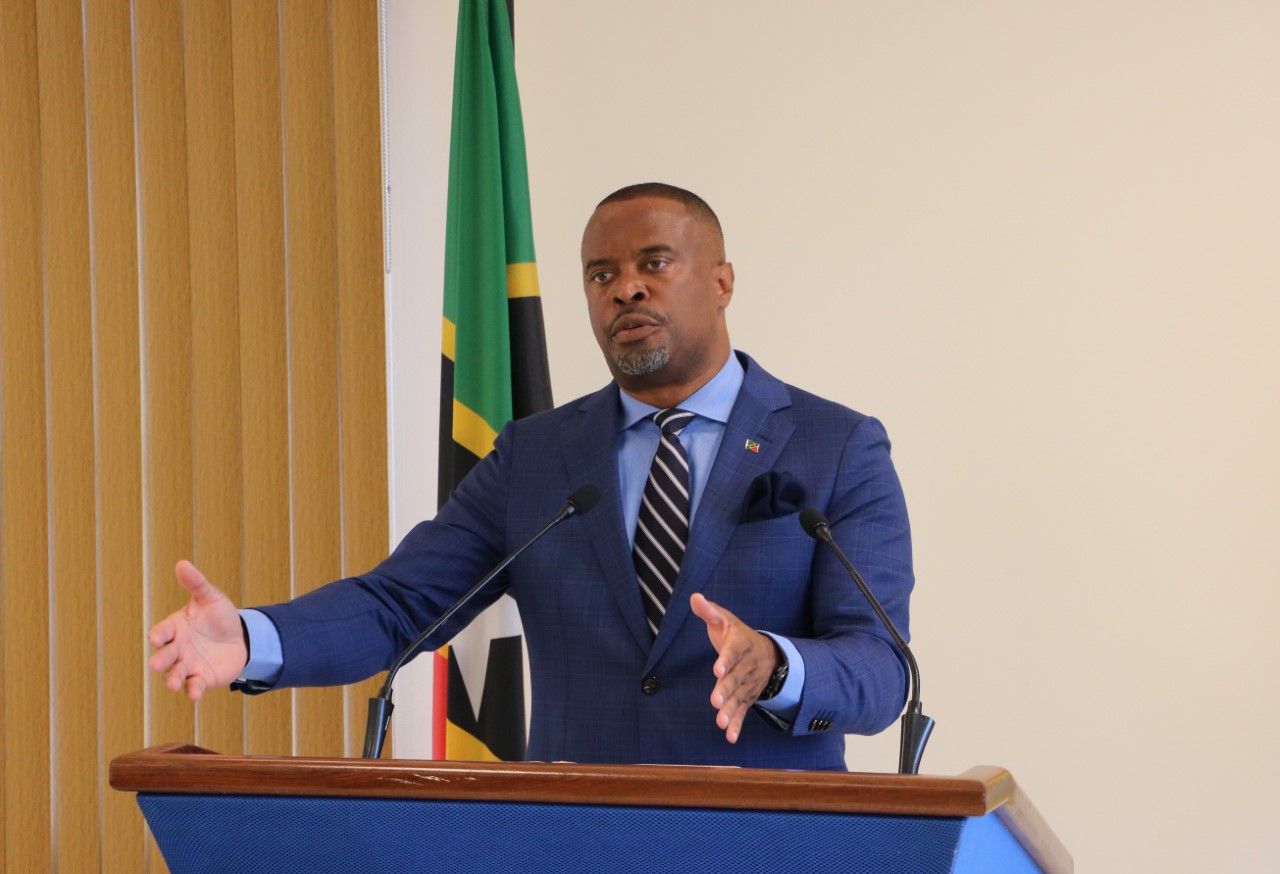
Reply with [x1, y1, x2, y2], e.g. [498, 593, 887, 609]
[260, 352, 914, 770]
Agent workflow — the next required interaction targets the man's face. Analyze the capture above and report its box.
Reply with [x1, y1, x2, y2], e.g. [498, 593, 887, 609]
[581, 196, 733, 398]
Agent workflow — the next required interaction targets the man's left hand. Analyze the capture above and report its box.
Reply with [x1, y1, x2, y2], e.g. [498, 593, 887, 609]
[689, 592, 777, 743]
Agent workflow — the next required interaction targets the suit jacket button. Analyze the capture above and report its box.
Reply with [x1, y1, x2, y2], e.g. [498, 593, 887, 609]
[641, 676, 660, 695]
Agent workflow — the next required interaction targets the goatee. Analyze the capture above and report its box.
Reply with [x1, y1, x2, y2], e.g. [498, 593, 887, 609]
[614, 347, 670, 376]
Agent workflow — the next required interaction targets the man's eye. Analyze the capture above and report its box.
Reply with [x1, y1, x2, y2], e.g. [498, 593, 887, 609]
[590, 271, 614, 283]
[645, 259, 669, 270]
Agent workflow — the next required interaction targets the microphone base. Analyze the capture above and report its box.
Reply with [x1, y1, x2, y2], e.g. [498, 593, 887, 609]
[897, 705, 935, 775]
[361, 696, 395, 759]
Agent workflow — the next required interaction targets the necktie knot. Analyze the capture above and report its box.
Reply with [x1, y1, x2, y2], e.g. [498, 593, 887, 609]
[652, 408, 693, 437]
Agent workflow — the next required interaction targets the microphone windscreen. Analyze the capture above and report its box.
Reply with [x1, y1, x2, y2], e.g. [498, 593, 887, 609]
[567, 484, 602, 516]
[799, 507, 828, 539]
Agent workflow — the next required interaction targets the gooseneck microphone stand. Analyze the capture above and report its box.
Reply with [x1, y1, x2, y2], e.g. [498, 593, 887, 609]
[361, 485, 601, 758]
[800, 507, 935, 775]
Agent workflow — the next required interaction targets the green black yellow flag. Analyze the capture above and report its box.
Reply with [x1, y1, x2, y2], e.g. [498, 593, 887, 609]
[433, 0, 552, 762]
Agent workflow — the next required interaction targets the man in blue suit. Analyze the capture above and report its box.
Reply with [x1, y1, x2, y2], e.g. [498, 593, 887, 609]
[150, 183, 914, 770]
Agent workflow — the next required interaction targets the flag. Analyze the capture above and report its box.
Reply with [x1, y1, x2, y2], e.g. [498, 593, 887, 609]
[433, 0, 552, 762]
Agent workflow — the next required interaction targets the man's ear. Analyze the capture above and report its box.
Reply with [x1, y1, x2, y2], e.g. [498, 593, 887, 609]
[716, 262, 735, 307]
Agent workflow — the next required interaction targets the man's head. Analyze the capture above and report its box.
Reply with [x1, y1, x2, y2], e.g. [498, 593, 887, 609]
[581, 183, 735, 407]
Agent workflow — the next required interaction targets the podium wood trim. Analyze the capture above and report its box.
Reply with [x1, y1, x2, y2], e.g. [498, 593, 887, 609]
[111, 745, 1071, 873]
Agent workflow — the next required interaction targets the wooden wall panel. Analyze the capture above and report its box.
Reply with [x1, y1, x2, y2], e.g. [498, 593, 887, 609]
[281, 0, 347, 758]
[0, 3, 52, 869]
[184, 0, 247, 760]
[84, 0, 148, 865]
[232, 0, 294, 758]
[333, 0, 391, 758]
[36, 0, 102, 870]
[135, 3, 195, 869]
[0, 0, 389, 866]
[135, 0, 196, 778]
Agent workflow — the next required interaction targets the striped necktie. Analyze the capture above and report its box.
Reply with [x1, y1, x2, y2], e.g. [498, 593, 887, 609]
[634, 408, 694, 636]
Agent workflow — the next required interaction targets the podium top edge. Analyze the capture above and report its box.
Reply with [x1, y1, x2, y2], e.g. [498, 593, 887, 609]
[110, 744, 1004, 818]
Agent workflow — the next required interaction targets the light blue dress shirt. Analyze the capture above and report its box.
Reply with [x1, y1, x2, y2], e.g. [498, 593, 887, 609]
[241, 350, 804, 723]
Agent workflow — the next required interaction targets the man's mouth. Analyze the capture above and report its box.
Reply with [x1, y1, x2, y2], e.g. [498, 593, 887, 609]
[609, 312, 662, 343]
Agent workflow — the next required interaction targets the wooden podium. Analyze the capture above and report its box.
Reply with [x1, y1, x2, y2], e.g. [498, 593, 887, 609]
[110, 744, 1071, 874]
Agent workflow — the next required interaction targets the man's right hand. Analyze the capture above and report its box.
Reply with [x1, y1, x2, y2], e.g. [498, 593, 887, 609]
[147, 560, 248, 702]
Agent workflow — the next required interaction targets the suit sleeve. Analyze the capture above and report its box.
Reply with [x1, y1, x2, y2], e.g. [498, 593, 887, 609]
[255, 422, 518, 689]
[786, 415, 914, 737]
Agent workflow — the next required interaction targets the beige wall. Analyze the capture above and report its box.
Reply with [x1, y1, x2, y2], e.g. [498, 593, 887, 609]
[500, 2, 1275, 871]
[389, 1, 1279, 869]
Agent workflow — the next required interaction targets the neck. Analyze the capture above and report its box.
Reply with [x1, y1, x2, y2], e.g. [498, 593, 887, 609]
[621, 383, 703, 410]
[617, 349, 733, 409]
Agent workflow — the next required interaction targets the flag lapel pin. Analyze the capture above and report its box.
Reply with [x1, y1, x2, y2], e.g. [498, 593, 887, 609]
[745, 439, 761, 453]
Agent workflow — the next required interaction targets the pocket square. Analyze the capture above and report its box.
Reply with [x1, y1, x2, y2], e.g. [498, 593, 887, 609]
[742, 471, 807, 523]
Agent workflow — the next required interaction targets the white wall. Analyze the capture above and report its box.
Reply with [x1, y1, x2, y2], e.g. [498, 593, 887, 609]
[382, 0, 458, 758]
[387, 2, 1280, 870]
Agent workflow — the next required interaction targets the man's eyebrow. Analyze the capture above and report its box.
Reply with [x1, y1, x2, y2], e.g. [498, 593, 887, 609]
[583, 245, 677, 274]
[637, 244, 676, 258]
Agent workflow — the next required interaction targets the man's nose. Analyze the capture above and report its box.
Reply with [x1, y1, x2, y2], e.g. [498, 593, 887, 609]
[614, 272, 649, 303]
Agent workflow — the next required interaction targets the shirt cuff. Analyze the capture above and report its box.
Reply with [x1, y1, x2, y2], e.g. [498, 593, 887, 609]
[238, 608, 284, 685]
[754, 631, 804, 723]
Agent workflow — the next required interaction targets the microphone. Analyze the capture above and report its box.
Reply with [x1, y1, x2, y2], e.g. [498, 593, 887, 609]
[361, 484, 602, 758]
[799, 507, 935, 775]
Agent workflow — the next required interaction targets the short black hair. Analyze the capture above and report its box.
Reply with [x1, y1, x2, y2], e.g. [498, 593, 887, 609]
[596, 182, 722, 237]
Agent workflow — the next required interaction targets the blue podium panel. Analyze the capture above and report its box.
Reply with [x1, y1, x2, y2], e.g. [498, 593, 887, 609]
[140, 794, 979, 874]
[953, 811, 1042, 874]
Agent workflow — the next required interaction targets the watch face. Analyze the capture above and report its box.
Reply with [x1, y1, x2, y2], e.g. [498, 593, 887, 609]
[757, 636, 789, 701]
[760, 663, 788, 701]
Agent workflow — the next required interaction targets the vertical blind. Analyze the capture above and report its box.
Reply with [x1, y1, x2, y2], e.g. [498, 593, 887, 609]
[0, 1, 387, 870]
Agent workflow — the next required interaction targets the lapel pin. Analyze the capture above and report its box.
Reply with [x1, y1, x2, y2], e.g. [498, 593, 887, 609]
[745, 439, 761, 453]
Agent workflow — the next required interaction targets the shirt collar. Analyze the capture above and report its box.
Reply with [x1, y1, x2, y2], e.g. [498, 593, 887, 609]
[617, 351, 745, 431]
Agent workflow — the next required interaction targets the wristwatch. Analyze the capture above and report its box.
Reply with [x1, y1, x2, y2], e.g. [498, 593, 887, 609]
[756, 635, 790, 701]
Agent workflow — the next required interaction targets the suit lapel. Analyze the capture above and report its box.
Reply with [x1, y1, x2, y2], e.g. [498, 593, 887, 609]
[560, 386, 654, 654]
[645, 355, 795, 670]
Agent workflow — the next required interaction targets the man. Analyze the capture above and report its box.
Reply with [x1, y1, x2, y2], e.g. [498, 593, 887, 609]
[150, 183, 914, 770]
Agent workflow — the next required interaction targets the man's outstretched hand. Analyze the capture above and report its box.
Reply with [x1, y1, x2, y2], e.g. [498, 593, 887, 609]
[147, 560, 248, 701]
[689, 592, 779, 743]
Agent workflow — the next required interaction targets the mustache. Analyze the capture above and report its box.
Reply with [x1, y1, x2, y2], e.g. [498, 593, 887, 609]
[606, 307, 667, 334]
